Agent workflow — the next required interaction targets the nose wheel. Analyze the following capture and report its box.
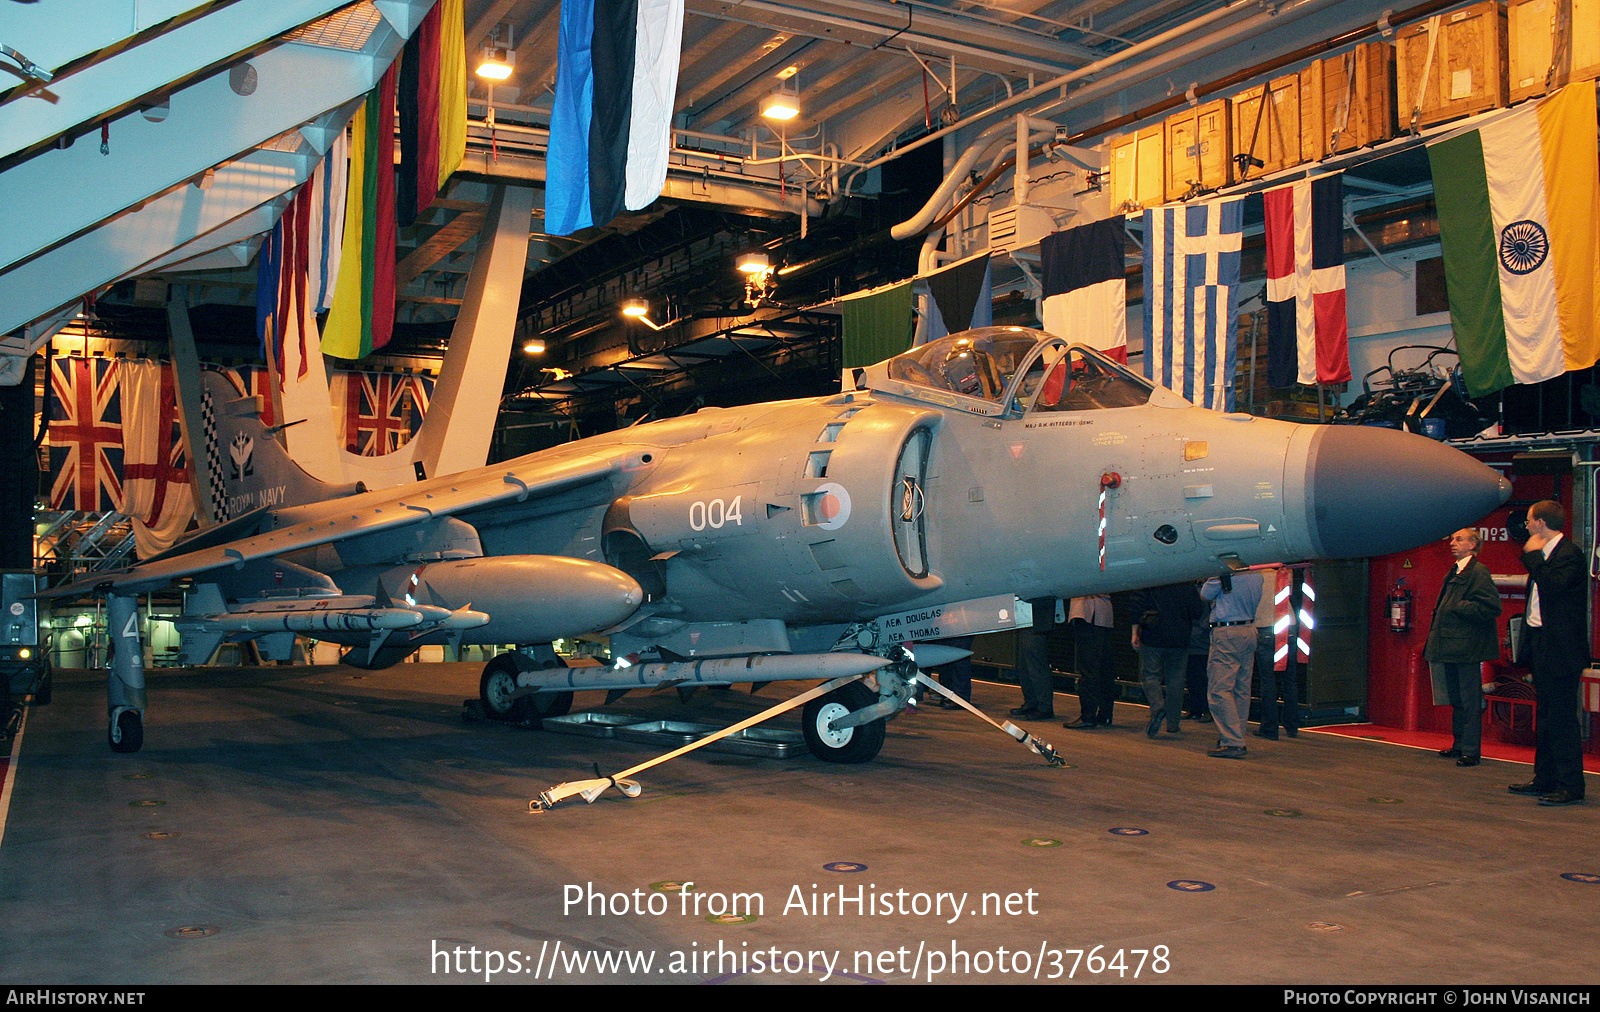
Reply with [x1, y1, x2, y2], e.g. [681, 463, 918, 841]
[478, 653, 573, 724]
[801, 681, 885, 763]
[108, 707, 144, 753]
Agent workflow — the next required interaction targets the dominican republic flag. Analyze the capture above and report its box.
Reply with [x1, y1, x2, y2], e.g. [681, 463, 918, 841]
[1041, 217, 1128, 362]
[1264, 174, 1350, 387]
[1141, 195, 1245, 411]
[48, 356, 123, 512]
[546, 0, 685, 236]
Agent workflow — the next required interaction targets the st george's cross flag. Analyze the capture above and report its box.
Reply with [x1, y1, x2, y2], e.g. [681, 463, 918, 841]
[119, 359, 195, 557]
[546, 0, 685, 235]
[1427, 83, 1600, 398]
[1264, 173, 1350, 387]
[1141, 195, 1246, 410]
[1040, 217, 1128, 362]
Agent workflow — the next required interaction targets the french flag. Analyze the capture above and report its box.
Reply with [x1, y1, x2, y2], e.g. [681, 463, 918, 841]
[1265, 174, 1350, 387]
[546, 0, 684, 236]
[1040, 216, 1128, 363]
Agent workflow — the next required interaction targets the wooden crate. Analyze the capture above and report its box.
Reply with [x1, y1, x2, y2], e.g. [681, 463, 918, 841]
[1106, 124, 1166, 211]
[1507, 0, 1600, 103]
[1322, 42, 1398, 153]
[1165, 98, 1232, 202]
[1396, 1, 1509, 129]
[1299, 62, 1325, 161]
[1232, 74, 1302, 179]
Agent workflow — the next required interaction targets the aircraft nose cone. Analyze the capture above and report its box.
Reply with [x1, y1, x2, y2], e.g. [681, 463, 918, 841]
[1307, 426, 1512, 558]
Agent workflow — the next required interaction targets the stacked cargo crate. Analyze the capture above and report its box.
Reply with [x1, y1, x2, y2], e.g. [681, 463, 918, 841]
[1101, 0, 1597, 211]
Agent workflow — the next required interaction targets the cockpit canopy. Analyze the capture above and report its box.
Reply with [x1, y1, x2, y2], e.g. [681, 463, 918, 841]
[869, 326, 1155, 414]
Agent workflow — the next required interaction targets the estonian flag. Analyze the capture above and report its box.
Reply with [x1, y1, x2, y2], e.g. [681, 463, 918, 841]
[546, 0, 685, 236]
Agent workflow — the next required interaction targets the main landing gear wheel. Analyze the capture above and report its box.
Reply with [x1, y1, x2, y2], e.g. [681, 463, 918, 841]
[802, 681, 885, 764]
[478, 654, 573, 723]
[108, 708, 144, 754]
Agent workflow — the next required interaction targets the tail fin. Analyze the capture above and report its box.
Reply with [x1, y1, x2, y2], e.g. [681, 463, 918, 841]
[195, 369, 362, 524]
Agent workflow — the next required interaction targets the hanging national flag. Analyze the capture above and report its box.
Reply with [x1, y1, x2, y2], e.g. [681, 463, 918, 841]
[1141, 195, 1245, 410]
[47, 356, 123, 512]
[841, 281, 915, 369]
[398, 0, 467, 227]
[334, 370, 434, 456]
[915, 252, 992, 346]
[223, 366, 280, 429]
[1264, 174, 1350, 387]
[323, 62, 400, 359]
[1427, 83, 1600, 398]
[1041, 217, 1128, 363]
[119, 359, 195, 557]
[546, 0, 686, 236]
[307, 130, 347, 313]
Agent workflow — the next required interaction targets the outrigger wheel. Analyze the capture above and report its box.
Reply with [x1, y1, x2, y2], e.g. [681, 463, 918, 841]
[801, 680, 886, 763]
[478, 652, 573, 724]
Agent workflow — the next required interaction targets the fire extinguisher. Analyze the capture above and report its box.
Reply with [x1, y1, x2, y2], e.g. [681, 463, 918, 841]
[1388, 578, 1412, 633]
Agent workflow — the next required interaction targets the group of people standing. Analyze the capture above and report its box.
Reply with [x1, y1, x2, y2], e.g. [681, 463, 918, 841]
[988, 499, 1586, 803]
[1425, 500, 1586, 806]
[1129, 569, 1295, 759]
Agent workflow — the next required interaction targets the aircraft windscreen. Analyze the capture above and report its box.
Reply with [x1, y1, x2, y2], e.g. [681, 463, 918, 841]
[885, 328, 1044, 402]
[1030, 348, 1153, 411]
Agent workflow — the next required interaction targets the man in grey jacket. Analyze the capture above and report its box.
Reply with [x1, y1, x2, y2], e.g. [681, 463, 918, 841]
[1425, 528, 1502, 767]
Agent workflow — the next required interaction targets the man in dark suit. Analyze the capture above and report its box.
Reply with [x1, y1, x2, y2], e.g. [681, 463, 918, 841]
[1510, 501, 1588, 806]
[1425, 529, 1502, 766]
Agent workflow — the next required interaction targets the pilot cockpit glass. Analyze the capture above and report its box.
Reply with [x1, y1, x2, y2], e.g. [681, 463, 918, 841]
[1029, 348, 1154, 411]
[886, 327, 1044, 403]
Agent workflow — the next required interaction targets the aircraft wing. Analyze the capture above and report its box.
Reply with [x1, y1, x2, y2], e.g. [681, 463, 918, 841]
[44, 453, 620, 598]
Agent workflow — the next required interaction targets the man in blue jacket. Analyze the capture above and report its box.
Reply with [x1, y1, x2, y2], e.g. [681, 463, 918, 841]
[1425, 528, 1502, 767]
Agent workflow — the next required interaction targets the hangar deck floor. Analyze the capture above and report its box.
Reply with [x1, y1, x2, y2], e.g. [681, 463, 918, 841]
[0, 663, 1595, 987]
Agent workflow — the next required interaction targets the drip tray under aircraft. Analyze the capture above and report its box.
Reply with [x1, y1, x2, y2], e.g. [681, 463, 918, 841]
[541, 714, 806, 759]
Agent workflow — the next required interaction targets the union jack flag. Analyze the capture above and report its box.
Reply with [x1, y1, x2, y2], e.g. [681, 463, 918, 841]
[338, 370, 432, 456]
[221, 365, 278, 428]
[48, 356, 124, 512]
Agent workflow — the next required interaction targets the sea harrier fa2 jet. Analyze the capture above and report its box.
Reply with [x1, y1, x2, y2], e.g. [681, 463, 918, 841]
[46, 327, 1509, 778]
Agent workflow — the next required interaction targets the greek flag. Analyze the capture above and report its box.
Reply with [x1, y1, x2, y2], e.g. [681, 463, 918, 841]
[1141, 195, 1245, 410]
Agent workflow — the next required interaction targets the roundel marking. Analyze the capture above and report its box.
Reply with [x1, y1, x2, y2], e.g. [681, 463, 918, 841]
[813, 482, 852, 530]
[1499, 219, 1549, 275]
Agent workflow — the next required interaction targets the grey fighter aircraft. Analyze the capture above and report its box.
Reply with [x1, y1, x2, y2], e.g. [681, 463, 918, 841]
[50, 327, 1511, 762]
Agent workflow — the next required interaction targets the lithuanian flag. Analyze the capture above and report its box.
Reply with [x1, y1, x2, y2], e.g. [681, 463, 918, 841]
[1428, 84, 1600, 398]
[322, 64, 399, 360]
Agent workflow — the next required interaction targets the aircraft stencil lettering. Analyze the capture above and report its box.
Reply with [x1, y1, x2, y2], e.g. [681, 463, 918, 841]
[48, 329, 1510, 764]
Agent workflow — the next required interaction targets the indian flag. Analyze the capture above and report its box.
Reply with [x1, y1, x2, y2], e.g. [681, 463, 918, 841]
[1427, 83, 1600, 398]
